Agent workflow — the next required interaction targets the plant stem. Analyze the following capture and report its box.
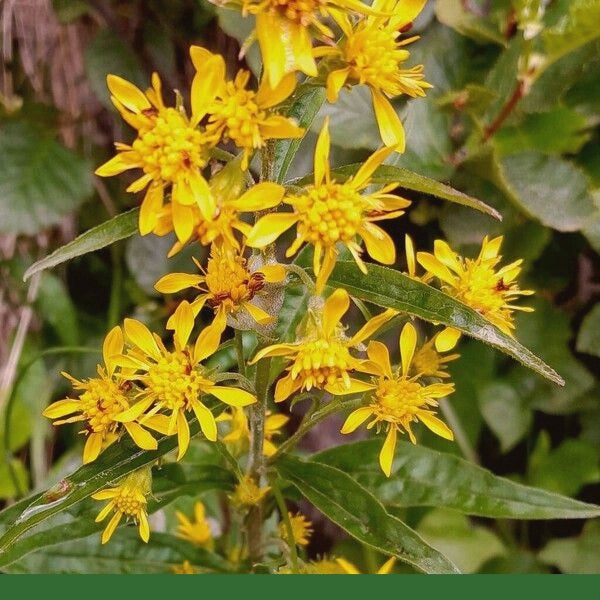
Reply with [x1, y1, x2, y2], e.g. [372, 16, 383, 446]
[439, 399, 480, 464]
[483, 80, 525, 141]
[234, 330, 246, 378]
[271, 477, 299, 573]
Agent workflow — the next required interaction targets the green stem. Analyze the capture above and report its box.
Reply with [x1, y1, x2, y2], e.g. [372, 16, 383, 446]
[285, 264, 315, 294]
[271, 477, 299, 573]
[108, 245, 123, 328]
[234, 330, 246, 378]
[438, 399, 479, 464]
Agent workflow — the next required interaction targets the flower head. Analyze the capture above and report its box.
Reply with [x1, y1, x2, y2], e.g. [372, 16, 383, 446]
[43, 327, 158, 464]
[172, 561, 197, 574]
[417, 236, 534, 335]
[112, 301, 256, 460]
[175, 501, 214, 548]
[341, 322, 455, 477]
[279, 512, 313, 547]
[155, 245, 286, 340]
[192, 47, 303, 169]
[412, 333, 460, 379]
[316, 0, 431, 149]
[230, 474, 271, 507]
[95, 66, 223, 240]
[92, 468, 152, 545]
[251, 288, 396, 402]
[247, 119, 410, 293]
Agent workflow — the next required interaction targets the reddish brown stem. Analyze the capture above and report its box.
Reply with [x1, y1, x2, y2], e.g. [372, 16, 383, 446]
[483, 80, 525, 142]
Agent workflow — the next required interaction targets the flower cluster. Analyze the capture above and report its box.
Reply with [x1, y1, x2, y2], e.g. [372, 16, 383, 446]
[42, 0, 536, 570]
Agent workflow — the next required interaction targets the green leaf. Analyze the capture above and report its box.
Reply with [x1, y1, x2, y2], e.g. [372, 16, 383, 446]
[576, 304, 600, 357]
[276, 456, 460, 574]
[0, 461, 234, 568]
[274, 86, 326, 183]
[291, 164, 501, 219]
[23, 208, 139, 281]
[327, 261, 563, 385]
[415, 508, 506, 574]
[498, 152, 596, 232]
[35, 273, 79, 345]
[539, 520, 600, 574]
[0, 121, 93, 235]
[314, 440, 600, 519]
[5, 531, 233, 574]
[435, 0, 507, 45]
[0, 460, 29, 500]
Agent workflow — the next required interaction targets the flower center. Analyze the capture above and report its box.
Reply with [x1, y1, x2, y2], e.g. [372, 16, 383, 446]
[242, 0, 325, 24]
[131, 108, 208, 184]
[207, 72, 265, 152]
[204, 251, 265, 312]
[79, 378, 130, 433]
[113, 486, 147, 517]
[146, 351, 206, 410]
[453, 260, 510, 317]
[294, 182, 366, 246]
[290, 337, 353, 390]
[372, 378, 427, 422]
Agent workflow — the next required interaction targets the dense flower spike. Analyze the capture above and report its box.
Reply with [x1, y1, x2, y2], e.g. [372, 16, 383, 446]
[341, 322, 455, 477]
[212, 0, 378, 87]
[417, 236, 534, 336]
[175, 501, 214, 547]
[247, 119, 411, 292]
[92, 469, 152, 545]
[192, 47, 303, 169]
[112, 301, 256, 459]
[43, 327, 158, 463]
[155, 245, 286, 339]
[95, 71, 220, 238]
[316, 0, 430, 149]
[251, 288, 396, 401]
[279, 512, 313, 547]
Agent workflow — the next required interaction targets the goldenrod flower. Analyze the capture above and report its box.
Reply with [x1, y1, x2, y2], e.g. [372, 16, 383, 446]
[175, 501, 214, 548]
[172, 561, 197, 574]
[412, 333, 460, 379]
[279, 512, 313, 547]
[341, 322, 454, 477]
[251, 288, 396, 402]
[95, 59, 223, 241]
[247, 119, 410, 293]
[43, 327, 158, 464]
[218, 406, 289, 456]
[153, 179, 286, 254]
[230, 474, 271, 507]
[213, 0, 377, 87]
[112, 301, 257, 460]
[192, 47, 303, 169]
[155, 245, 286, 340]
[316, 0, 431, 149]
[417, 236, 534, 336]
[92, 469, 152, 545]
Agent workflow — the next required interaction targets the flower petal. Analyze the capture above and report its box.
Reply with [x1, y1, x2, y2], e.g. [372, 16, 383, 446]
[176, 411, 190, 461]
[193, 309, 227, 363]
[204, 385, 257, 407]
[83, 433, 103, 464]
[352, 145, 396, 190]
[314, 117, 331, 186]
[139, 185, 164, 235]
[326, 68, 351, 103]
[340, 407, 373, 434]
[231, 182, 285, 212]
[366, 341, 393, 379]
[106, 74, 150, 113]
[124, 422, 158, 451]
[155, 273, 203, 294]
[256, 71, 297, 108]
[434, 327, 461, 352]
[379, 427, 397, 477]
[361, 223, 396, 265]
[400, 322, 417, 376]
[101, 511, 123, 544]
[42, 399, 80, 419]
[371, 88, 405, 150]
[103, 326, 124, 377]
[419, 411, 454, 440]
[246, 212, 298, 247]
[191, 399, 217, 442]
[190, 54, 225, 125]
[323, 288, 350, 337]
[172, 300, 195, 349]
[348, 308, 396, 346]
[124, 318, 162, 361]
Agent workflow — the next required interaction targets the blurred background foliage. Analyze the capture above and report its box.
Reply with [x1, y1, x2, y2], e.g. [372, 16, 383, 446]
[0, 0, 599, 574]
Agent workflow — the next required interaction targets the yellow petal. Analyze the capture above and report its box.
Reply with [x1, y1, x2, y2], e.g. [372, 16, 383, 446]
[231, 182, 285, 212]
[405, 234, 416, 276]
[256, 72, 297, 108]
[340, 407, 373, 434]
[348, 308, 396, 346]
[190, 54, 225, 125]
[336, 558, 361, 574]
[260, 264, 286, 283]
[204, 385, 257, 407]
[83, 433, 103, 464]
[191, 399, 217, 442]
[189, 45, 214, 70]
[366, 341, 393, 379]
[138, 510, 150, 543]
[389, 0, 427, 28]
[188, 173, 215, 220]
[371, 88, 405, 151]
[139, 185, 164, 235]
[172, 300, 195, 349]
[314, 117, 331, 186]
[126, 173, 152, 194]
[435, 327, 461, 352]
[315, 246, 337, 295]
[250, 343, 297, 364]
[124, 422, 158, 451]
[101, 511, 123, 544]
[106, 74, 150, 113]
[154, 273, 203, 294]
[416, 252, 457, 286]
[171, 199, 195, 244]
[124, 318, 161, 360]
[419, 411, 454, 440]
[274, 373, 299, 403]
[244, 301, 275, 325]
[433, 239, 462, 273]
[325, 378, 376, 395]
[43, 399, 81, 419]
[379, 427, 397, 477]
[400, 322, 417, 376]
[377, 557, 397, 574]
[323, 288, 350, 337]
[92, 489, 119, 501]
[176, 411, 190, 461]
[95, 502, 116, 523]
[246, 213, 298, 247]
[352, 145, 396, 190]
[479, 235, 503, 261]
[326, 68, 350, 103]
[193, 310, 227, 363]
[361, 223, 396, 265]
[95, 153, 138, 177]
[103, 326, 124, 377]
[113, 397, 154, 423]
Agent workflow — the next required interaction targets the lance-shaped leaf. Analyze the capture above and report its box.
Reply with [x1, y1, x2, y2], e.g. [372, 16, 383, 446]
[327, 261, 563, 385]
[23, 207, 140, 281]
[289, 163, 501, 219]
[314, 441, 600, 519]
[276, 456, 460, 574]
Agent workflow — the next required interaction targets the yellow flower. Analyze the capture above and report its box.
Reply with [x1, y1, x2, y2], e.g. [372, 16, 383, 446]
[214, 0, 377, 87]
[95, 63, 223, 241]
[412, 333, 460, 379]
[112, 301, 257, 460]
[155, 245, 286, 341]
[218, 406, 289, 456]
[92, 468, 152, 545]
[315, 0, 431, 149]
[279, 512, 313, 547]
[191, 47, 303, 170]
[336, 557, 397, 574]
[175, 501, 214, 548]
[251, 288, 396, 402]
[43, 327, 158, 464]
[341, 322, 455, 477]
[172, 561, 197, 574]
[247, 119, 411, 293]
[279, 556, 395, 574]
[417, 236, 534, 336]
[230, 474, 271, 507]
